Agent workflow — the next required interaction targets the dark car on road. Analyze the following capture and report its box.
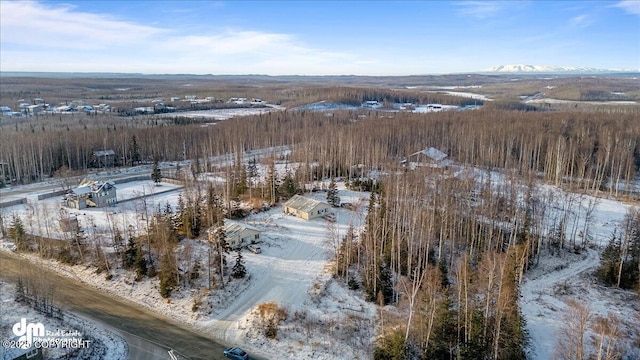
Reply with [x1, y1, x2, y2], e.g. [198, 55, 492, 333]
[224, 347, 249, 360]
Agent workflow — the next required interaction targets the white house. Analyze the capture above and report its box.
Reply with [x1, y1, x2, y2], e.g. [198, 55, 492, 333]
[223, 221, 262, 249]
[209, 221, 261, 249]
[66, 179, 117, 209]
[363, 100, 382, 109]
[283, 195, 332, 220]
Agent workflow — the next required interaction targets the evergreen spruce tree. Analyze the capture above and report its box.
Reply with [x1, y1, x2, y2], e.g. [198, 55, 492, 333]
[278, 170, 297, 200]
[123, 237, 138, 269]
[159, 250, 178, 298]
[131, 135, 140, 166]
[15, 278, 25, 303]
[231, 250, 247, 279]
[8, 214, 26, 251]
[596, 230, 621, 286]
[151, 159, 162, 184]
[327, 178, 340, 207]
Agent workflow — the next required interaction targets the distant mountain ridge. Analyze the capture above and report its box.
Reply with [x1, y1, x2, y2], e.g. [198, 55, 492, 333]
[484, 64, 637, 73]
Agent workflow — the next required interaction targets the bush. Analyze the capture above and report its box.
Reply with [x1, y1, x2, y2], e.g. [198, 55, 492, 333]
[374, 329, 407, 360]
[348, 276, 360, 290]
[56, 247, 78, 265]
[256, 302, 288, 339]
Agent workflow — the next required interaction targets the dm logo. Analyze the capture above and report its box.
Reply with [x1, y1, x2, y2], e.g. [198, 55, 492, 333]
[12, 318, 45, 348]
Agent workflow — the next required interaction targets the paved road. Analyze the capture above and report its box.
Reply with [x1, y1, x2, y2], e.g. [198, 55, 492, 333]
[0, 251, 234, 360]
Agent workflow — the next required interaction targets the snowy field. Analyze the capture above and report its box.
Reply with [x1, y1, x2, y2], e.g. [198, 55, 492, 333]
[525, 97, 638, 105]
[0, 281, 128, 360]
[427, 90, 493, 101]
[1, 180, 183, 241]
[154, 106, 284, 120]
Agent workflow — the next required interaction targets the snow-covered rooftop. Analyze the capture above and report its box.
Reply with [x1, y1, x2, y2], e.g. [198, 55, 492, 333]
[283, 194, 328, 213]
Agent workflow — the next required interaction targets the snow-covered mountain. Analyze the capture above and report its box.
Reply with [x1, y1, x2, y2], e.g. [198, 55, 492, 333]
[484, 64, 635, 73]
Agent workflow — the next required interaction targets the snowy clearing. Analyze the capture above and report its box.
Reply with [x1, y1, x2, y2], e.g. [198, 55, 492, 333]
[0, 281, 128, 360]
[154, 106, 284, 120]
[426, 90, 493, 101]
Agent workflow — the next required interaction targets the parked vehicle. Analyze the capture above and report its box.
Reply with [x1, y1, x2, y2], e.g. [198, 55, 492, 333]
[224, 347, 249, 360]
[247, 245, 261, 254]
[323, 213, 336, 222]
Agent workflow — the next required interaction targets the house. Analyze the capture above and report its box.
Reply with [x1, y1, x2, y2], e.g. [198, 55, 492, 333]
[283, 195, 332, 220]
[223, 221, 262, 249]
[400, 147, 451, 170]
[0, 106, 12, 116]
[92, 150, 116, 168]
[133, 107, 154, 114]
[27, 104, 45, 115]
[66, 178, 117, 209]
[363, 100, 382, 109]
[0, 337, 44, 360]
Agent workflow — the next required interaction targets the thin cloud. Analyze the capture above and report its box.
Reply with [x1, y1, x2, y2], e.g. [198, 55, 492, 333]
[570, 14, 594, 28]
[613, 0, 640, 15]
[0, 1, 164, 49]
[0, 0, 358, 75]
[456, 1, 505, 19]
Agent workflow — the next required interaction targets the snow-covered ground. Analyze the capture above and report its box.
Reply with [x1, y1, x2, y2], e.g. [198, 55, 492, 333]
[1, 180, 376, 359]
[0, 281, 128, 360]
[525, 97, 638, 105]
[451, 164, 640, 358]
[1, 180, 183, 241]
[519, 187, 639, 359]
[521, 248, 640, 360]
[3, 157, 640, 359]
[154, 105, 284, 120]
[427, 90, 493, 101]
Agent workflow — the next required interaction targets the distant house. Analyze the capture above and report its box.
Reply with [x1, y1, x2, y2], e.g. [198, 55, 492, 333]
[80, 105, 94, 113]
[283, 195, 331, 220]
[56, 105, 75, 112]
[92, 150, 116, 168]
[27, 104, 45, 115]
[133, 107, 154, 114]
[228, 97, 247, 104]
[400, 147, 451, 170]
[223, 221, 262, 249]
[363, 100, 382, 109]
[66, 178, 117, 209]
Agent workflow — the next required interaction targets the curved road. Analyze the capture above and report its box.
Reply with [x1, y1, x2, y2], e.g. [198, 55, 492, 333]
[0, 251, 240, 360]
[520, 248, 600, 360]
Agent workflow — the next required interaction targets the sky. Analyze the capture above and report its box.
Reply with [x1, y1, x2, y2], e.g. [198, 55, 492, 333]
[1, 0, 639, 75]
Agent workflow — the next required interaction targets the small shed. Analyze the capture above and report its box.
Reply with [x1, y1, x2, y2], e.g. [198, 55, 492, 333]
[283, 195, 331, 220]
[93, 150, 116, 168]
